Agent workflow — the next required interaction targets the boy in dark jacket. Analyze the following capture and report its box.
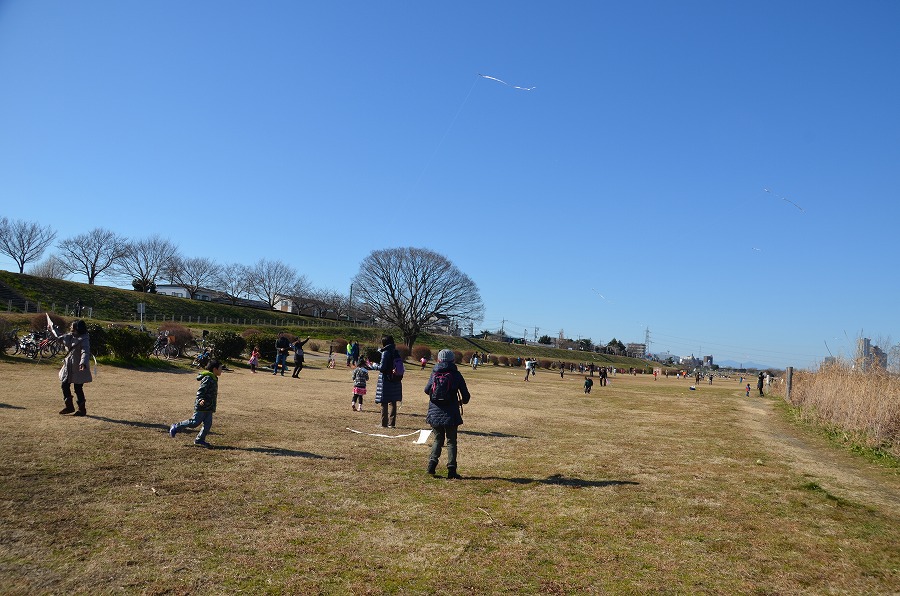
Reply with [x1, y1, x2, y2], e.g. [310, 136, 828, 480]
[169, 359, 222, 448]
[424, 349, 471, 479]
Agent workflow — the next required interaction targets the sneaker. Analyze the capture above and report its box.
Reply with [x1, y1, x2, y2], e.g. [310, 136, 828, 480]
[169, 424, 177, 438]
[194, 440, 211, 448]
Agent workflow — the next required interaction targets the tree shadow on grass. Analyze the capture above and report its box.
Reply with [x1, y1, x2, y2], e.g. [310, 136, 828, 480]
[0, 403, 26, 410]
[470, 474, 639, 488]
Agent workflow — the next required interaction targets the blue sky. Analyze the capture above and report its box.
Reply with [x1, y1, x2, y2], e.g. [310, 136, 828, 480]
[1, 1, 898, 369]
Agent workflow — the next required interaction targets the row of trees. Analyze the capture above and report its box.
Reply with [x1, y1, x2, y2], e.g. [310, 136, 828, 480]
[0, 218, 484, 350]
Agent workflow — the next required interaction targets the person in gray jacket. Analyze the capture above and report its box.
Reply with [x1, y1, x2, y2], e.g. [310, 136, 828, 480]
[52, 319, 92, 416]
[423, 349, 471, 479]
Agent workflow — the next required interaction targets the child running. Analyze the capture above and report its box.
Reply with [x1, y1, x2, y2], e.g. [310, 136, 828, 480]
[584, 376, 593, 394]
[169, 359, 222, 448]
[351, 360, 369, 411]
[248, 346, 260, 373]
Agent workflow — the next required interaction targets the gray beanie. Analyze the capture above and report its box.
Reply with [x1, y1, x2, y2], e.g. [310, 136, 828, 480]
[438, 349, 454, 363]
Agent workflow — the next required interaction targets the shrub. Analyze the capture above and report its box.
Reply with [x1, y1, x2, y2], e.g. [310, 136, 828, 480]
[490, 355, 499, 366]
[411, 345, 432, 362]
[0, 317, 14, 350]
[106, 327, 155, 360]
[363, 346, 380, 364]
[463, 350, 474, 364]
[538, 359, 552, 370]
[453, 350, 464, 365]
[86, 324, 109, 357]
[498, 356, 509, 366]
[208, 330, 246, 361]
[333, 338, 348, 355]
[309, 341, 320, 352]
[396, 345, 410, 361]
[34, 312, 68, 334]
[242, 331, 280, 361]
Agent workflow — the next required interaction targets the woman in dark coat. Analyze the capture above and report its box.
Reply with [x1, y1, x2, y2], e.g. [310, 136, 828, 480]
[370, 335, 403, 428]
[52, 319, 93, 416]
[424, 349, 471, 479]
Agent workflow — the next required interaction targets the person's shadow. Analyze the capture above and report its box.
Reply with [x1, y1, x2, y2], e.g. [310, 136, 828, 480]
[0, 403, 26, 410]
[467, 474, 639, 488]
[88, 414, 340, 459]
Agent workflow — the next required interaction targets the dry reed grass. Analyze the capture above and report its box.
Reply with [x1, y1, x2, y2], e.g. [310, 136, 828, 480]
[788, 363, 900, 458]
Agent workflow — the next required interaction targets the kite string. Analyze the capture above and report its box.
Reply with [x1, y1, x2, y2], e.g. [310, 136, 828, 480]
[408, 78, 478, 199]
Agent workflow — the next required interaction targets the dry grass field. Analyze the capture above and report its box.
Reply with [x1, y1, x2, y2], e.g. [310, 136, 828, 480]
[1, 353, 899, 594]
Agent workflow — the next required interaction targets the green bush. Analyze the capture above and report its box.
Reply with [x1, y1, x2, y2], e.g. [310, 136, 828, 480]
[242, 331, 280, 361]
[208, 330, 246, 361]
[86, 324, 109, 357]
[106, 327, 155, 360]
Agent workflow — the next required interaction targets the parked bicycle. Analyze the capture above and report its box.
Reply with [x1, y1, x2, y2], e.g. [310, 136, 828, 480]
[150, 331, 180, 360]
[3, 328, 20, 355]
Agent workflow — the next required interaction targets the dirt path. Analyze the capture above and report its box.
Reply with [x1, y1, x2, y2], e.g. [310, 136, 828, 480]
[735, 395, 900, 516]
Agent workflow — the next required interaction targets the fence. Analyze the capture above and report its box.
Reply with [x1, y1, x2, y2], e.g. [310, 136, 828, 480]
[4, 297, 376, 330]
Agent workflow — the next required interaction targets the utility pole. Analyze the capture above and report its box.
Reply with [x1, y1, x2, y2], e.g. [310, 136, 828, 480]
[534, 327, 539, 342]
[645, 327, 651, 356]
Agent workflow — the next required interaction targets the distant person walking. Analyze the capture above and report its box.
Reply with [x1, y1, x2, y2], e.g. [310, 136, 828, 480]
[757, 372, 765, 396]
[51, 319, 92, 416]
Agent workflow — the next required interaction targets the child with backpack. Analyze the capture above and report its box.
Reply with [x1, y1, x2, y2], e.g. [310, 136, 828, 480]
[351, 360, 369, 411]
[424, 349, 471, 479]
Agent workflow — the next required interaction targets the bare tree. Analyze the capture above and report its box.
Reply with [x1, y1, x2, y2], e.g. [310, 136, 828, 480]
[27, 254, 69, 279]
[57, 227, 128, 284]
[309, 287, 349, 319]
[0, 218, 57, 274]
[281, 276, 316, 314]
[167, 256, 221, 299]
[248, 259, 299, 310]
[211, 262, 252, 305]
[114, 235, 179, 292]
[351, 247, 484, 350]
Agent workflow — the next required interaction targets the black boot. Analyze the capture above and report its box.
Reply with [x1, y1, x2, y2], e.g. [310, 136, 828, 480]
[73, 399, 86, 417]
[427, 460, 437, 476]
[59, 398, 75, 415]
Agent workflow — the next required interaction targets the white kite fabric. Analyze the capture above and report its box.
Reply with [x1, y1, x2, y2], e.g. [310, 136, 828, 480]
[477, 73, 535, 91]
[347, 428, 432, 444]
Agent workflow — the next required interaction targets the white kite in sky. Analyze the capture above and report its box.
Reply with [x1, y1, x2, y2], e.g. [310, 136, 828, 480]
[763, 187, 804, 212]
[478, 73, 536, 91]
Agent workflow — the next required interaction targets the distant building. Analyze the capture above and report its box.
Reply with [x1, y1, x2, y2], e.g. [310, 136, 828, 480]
[856, 337, 887, 371]
[702, 355, 714, 367]
[626, 343, 646, 358]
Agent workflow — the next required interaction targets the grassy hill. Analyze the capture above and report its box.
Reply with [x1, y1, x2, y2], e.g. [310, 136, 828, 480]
[0, 270, 650, 368]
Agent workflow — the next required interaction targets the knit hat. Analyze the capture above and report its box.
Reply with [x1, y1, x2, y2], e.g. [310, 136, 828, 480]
[438, 349, 454, 363]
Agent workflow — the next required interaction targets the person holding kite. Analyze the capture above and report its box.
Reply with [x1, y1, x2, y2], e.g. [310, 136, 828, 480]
[49, 318, 93, 416]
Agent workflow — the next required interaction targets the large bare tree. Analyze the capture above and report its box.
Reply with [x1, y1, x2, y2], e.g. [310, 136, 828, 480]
[248, 259, 299, 309]
[280, 276, 316, 314]
[211, 262, 252, 305]
[0, 217, 57, 274]
[167, 256, 221, 299]
[57, 227, 128, 284]
[352, 247, 484, 350]
[114, 235, 179, 292]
